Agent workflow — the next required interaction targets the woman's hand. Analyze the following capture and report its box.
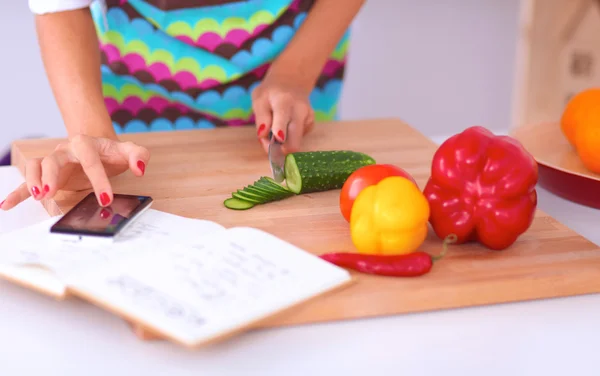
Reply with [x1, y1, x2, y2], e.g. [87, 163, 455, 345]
[252, 69, 315, 154]
[0, 135, 150, 211]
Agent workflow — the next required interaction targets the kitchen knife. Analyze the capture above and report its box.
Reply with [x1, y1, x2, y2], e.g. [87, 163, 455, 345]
[268, 129, 286, 183]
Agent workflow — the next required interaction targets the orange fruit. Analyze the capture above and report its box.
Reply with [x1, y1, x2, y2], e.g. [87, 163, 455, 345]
[560, 88, 600, 173]
[574, 109, 600, 173]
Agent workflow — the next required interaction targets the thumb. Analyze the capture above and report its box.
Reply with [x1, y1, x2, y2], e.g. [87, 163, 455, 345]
[304, 107, 315, 135]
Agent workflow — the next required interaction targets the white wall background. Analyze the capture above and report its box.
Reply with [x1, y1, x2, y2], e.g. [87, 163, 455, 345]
[0, 0, 520, 150]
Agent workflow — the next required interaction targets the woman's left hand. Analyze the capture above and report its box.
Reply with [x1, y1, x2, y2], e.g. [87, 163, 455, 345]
[251, 70, 315, 154]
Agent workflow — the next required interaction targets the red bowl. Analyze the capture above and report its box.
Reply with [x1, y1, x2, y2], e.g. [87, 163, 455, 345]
[537, 163, 600, 209]
[510, 123, 600, 210]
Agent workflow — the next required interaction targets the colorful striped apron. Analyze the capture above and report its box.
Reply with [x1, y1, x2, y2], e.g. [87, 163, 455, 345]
[90, 0, 349, 134]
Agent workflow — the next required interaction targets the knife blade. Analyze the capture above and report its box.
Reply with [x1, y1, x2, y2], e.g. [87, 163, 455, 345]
[268, 129, 286, 183]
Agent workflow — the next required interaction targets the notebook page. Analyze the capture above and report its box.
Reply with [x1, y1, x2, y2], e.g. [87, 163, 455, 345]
[0, 209, 226, 279]
[0, 265, 67, 297]
[68, 227, 352, 347]
[112, 209, 226, 243]
[0, 218, 68, 296]
[0, 218, 60, 265]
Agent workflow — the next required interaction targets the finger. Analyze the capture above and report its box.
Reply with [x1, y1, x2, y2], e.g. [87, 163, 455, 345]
[252, 94, 273, 139]
[304, 108, 315, 135]
[270, 94, 293, 143]
[1, 183, 31, 210]
[25, 158, 44, 200]
[114, 141, 151, 177]
[69, 135, 113, 206]
[40, 149, 71, 198]
[259, 137, 270, 154]
[94, 138, 149, 177]
[99, 207, 113, 220]
[283, 104, 309, 154]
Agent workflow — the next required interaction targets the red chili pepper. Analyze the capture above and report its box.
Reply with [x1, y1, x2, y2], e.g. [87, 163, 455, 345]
[320, 234, 457, 277]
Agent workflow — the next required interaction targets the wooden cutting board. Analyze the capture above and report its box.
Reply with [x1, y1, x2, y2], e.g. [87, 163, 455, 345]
[9, 118, 600, 329]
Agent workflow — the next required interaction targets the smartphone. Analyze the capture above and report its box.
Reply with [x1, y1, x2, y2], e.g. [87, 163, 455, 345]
[50, 192, 153, 243]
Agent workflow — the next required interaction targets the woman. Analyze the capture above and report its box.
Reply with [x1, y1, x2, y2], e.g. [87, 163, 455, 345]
[1, 0, 364, 210]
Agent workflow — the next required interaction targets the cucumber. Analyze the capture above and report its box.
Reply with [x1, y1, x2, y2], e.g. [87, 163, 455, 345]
[284, 150, 376, 194]
[223, 150, 375, 210]
[223, 197, 255, 210]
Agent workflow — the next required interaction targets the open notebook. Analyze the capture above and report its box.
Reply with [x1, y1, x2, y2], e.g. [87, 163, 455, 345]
[0, 209, 352, 348]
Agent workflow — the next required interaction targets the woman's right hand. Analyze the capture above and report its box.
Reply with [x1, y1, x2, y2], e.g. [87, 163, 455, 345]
[0, 134, 150, 211]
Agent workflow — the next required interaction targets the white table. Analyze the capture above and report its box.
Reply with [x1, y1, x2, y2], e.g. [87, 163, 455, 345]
[2, 161, 600, 376]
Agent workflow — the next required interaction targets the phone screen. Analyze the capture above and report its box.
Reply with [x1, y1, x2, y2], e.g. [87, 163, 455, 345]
[50, 193, 153, 237]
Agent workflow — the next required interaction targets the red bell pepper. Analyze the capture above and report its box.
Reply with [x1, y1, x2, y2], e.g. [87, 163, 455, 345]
[422, 126, 538, 250]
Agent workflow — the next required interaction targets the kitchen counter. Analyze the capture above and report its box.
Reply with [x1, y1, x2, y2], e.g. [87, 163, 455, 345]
[2, 120, 600, 375]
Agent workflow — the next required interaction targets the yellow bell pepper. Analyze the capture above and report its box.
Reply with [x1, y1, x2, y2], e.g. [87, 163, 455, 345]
[350, 176, 430, 255]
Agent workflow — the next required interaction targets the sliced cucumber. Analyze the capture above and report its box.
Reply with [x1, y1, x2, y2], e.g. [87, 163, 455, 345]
[247, 178, 289, 196]
[223, 197, 255, 210]
[232, 191, 263, 204]
[242, 185, 272, 198]
[245, 177, 294, 201]
[284, 150, 376, 194]
[239, 186, 272, 201]
[224, 176, 295, 210]
[257, 177, 291, 194]
[243, 186, 290, 202]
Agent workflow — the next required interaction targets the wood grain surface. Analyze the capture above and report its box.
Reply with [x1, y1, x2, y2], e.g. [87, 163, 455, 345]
[10, 118, 600, 331]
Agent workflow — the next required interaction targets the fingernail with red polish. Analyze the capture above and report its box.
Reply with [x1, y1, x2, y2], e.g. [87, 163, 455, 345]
[100, 208, 111, 220]
[44, 185, 50, 193]
[0, 200, 5, 209]
[277, 130, 285, 141]
[100, 192, 110, 206]
[257, 124, 266, 135]
[32, 186, 40, 197]
[137, 160, 146, 175]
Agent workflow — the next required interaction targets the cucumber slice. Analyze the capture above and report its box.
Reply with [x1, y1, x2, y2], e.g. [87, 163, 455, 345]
[284, 150, 376, 194]
[241, 186, 272, 200]
[223, 197, 255, 210]
[224, 176, 296, 210]
[257, 177, 292, 194]
[255, 180, 294, 198]
[243, 185, 288, 201]
[234, 190, 270, 204]
[233, 189, 276, 204]
[243, 185, 272, 197]
[248, 177, 293, 199]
